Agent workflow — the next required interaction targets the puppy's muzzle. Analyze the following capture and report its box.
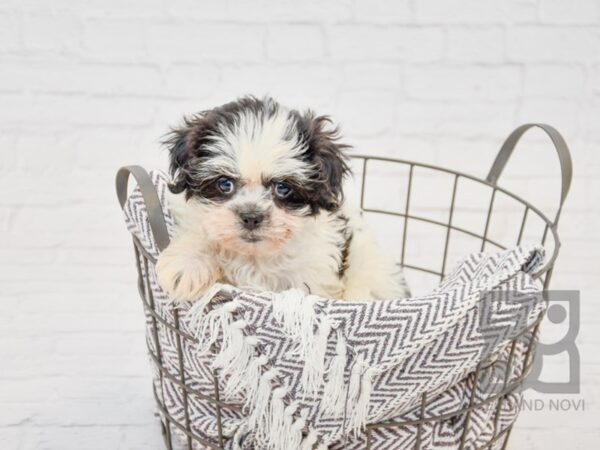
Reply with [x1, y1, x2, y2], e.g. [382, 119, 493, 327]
[239, 211, 264, 231]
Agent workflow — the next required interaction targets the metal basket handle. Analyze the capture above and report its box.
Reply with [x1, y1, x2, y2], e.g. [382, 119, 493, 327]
[486, 123, 573, 226]
[115, 165, 171, 252]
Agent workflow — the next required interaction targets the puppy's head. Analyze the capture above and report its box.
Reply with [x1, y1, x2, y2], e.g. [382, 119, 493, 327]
[165, 96, 350, 256]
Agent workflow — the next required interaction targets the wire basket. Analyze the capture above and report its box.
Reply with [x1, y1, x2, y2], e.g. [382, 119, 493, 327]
[116, 123, 572, 450]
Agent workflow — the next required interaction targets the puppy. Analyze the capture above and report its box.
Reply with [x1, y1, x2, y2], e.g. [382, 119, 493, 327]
[156, 96, 409, 302]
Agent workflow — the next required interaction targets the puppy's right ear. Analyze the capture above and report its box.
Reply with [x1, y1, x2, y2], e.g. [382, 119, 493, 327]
[163, 122, 193, 195]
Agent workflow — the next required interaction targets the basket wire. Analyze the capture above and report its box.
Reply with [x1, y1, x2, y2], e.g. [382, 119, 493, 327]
[119, 124, 572, 450]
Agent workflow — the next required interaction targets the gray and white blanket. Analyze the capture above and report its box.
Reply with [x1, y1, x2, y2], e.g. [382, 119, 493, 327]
[123, 171, 546, 450]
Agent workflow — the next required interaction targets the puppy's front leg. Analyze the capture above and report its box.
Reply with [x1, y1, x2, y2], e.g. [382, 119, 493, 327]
[155, 231, 221, 302]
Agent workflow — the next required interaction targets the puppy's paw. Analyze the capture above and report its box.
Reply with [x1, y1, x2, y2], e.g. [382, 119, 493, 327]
[155, 249, 220, 302]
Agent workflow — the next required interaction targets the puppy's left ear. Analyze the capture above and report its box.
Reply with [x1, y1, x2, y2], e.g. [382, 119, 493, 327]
[163, 124, 191, 195]
[299, 112, 351, 211]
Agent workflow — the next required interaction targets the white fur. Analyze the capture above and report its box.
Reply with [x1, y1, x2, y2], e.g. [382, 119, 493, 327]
[156, 103, 409, 302]
[157, 194, 408, 301]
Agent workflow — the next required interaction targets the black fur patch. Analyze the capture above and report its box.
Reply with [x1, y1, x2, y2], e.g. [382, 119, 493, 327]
[289, 110, 351, 214]
[163, 96, 279, 200]
[336, 214, 353, 278]
[163, 96, 351, 214]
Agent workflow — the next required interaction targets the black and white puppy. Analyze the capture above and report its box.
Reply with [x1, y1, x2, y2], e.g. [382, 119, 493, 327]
[156, 96, 409, 301]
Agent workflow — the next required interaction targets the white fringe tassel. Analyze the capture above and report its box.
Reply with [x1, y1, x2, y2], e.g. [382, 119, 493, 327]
[188, 287, 338, 449]
[346, 357, 379, 437]
[271, 289, 332, 397]
[281, 400, 300, 448]
[242, 354, 270, 409]
[193, 299, 241, 355]
[287, 408, 309, 450]
[220, 336, 259, 400]
[247, 368, 279, 431]
[271, 287, 313, 335]
[267, 387, 289, 449]
[301, 318, 331, 398]
[321, 331, 348, 417]
[300, 429, 318, 450]
[271, 289, 316, 339]
[186, 282, 227, 325]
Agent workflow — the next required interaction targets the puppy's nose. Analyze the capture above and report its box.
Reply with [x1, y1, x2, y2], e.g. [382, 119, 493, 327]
[239, 211, 264, 231]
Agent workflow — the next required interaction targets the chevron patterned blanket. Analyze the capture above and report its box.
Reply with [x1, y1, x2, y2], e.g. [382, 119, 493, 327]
[123, 171, 546, 450]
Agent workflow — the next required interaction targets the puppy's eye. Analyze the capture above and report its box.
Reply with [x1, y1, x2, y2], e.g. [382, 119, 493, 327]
[217, 178, 235, 194]
[274, 181, 292, 199]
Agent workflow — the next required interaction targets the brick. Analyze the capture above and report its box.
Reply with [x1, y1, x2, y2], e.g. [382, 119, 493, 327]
[0, 379, 56, 403]
[0, 207, 10, 233]
[330, 25, 444, 62]
[446, 26, 505, 63]
[267, 24, 325, 62]
[342, 62, 402, 90]
[0, 428, 24, 450]
[163, 63, 219, 98]
[0, 12, 20, 51]
[231, 0, 355, 22]
[57, 248, 133, 266]
[539, 0, 600, 24]
[405, 66, 521, 101]
[14, 134, 75, 169]
[377, 136, 437, 162]
[83, 19, 146, 61]
[394, 100, 515, 139]
[523, 65, 585, 98]
[0, 168, 122, 208]
[2, 308, 142, 335]
[0, 133, 17, 169]
[589, 64, 600, 94]
[83, 0, 164, 18]
[23, 14, 79, 52]
[219, 64, 339, 107]
[0, 63, 161, 95]
[0, 93, 65, 127]
[0, 403, 34, 426]
[119, 425, 165, 450]
[54, 333, 140, 357]
[556, 209, 600, 240]
[0, 93, 155, 129]
[166, 0, 229, 20]
[337, 90, 397, 137]
[73, 130, 147, 169]
[513, 429, 600, 449]
[581, 103, 600, 141]
[517, 99, 580, 136]
[434, 137, 499, 174]
[415, 0, 537, 23]
[20, 426, 123, 450]
[147, 23, 265, 62]
[354, 0, 413, 23]
[0, 248, 58, 266]
[19, 0, 96, 11]
[73, 96, 157, 126]
[80, 64, 162, 96]
[508, 26, 600, 63]
[16, 291, 140, 314]
[10, 205, 117, 232]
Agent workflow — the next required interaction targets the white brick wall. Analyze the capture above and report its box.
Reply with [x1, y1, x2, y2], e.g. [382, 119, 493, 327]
[1, 0, 598, 449]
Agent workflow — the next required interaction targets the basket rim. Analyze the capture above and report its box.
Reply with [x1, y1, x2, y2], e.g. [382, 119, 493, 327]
[349, 154, 560, 279]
